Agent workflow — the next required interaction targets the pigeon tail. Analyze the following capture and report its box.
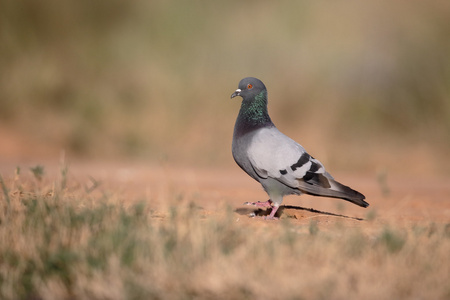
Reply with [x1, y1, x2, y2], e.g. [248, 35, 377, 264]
[329, 179, 368, 207]
[300, 177, 368, 208]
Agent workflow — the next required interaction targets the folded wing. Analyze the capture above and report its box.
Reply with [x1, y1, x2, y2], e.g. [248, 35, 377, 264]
[247, 127, 368, 207]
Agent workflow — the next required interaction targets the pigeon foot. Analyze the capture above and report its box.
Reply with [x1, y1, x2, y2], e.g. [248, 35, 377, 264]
[247, 202, 280, 220]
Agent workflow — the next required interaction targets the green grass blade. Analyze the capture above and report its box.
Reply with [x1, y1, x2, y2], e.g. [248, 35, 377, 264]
[0, 174, 10, 205]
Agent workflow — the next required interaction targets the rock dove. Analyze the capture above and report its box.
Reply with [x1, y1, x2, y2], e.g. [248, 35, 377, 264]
[231, 77, 369, 219]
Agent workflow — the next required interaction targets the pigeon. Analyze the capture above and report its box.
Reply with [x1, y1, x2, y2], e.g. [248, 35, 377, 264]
[231, 77, 369, 219]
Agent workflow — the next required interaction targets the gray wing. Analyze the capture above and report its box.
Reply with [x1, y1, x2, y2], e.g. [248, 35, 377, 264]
[247, 127, 367, 206]
[247, 127, 328, 187]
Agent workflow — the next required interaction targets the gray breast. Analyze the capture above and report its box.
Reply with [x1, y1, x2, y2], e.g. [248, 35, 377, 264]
[232, 131, 261, 182]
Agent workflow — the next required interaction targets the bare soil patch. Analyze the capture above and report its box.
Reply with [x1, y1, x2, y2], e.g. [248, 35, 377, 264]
[4, 160, 446, 228]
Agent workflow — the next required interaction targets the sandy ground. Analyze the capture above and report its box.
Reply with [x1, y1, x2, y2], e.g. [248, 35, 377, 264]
[2, 159, 448, 230]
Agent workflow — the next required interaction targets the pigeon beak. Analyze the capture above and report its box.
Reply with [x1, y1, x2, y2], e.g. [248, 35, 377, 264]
[231, 89, 241, 99]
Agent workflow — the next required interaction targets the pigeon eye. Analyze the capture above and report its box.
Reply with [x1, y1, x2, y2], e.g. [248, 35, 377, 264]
[247, 84, 253, 89]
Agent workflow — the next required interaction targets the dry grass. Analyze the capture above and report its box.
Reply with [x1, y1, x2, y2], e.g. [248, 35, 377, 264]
[1, 166, 449, 300]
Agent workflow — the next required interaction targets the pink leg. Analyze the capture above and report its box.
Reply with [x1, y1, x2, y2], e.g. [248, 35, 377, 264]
[264, 205, 280, 220]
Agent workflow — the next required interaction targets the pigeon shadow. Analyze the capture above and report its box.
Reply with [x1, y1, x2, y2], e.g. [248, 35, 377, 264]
[235, 205, 364, 221]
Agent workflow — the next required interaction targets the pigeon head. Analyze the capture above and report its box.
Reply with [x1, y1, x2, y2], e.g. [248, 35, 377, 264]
[231, 77, 273, 132]
[231, 77, 267, 101]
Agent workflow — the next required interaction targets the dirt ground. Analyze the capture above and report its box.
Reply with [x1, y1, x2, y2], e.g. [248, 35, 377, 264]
[2, 159, 448, 230]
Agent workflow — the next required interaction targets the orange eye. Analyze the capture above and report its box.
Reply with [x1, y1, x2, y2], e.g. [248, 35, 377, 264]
[247, 84, 253, 89]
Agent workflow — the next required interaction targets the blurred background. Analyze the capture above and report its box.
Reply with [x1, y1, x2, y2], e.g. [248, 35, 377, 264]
[0, 0, 449, 175]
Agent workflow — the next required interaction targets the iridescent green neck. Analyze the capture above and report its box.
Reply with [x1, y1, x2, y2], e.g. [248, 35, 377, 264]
[235, 90, 273, 136]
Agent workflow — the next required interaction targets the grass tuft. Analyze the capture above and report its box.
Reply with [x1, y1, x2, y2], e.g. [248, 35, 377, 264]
[378, 227, 406, 253]
[0, 168, 449, 299]
[309, 219, 319, 235]
[0, 174, 10, 205]
[29, 165, 45, 182]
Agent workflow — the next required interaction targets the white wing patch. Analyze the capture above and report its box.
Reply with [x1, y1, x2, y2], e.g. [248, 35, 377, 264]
[247, 127, 326, 188]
